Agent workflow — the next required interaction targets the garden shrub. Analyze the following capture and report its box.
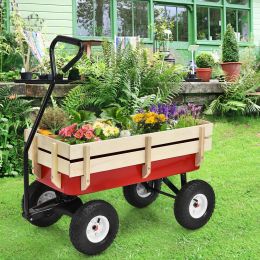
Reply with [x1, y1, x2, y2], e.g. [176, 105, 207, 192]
[0, 87, 33, 177]
[205, 71, 260, 116]
[196, 53, 215, 68]
[63, 43, 185, 116]
[222, 24, 239, 63]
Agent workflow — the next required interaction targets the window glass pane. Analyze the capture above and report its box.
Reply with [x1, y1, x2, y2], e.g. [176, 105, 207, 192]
[133, 1, 149, 38]
[226, 9, 249, 42]
[238, 10, 249, 41]
[177, 7, 188, 41]
[76, 0, 111, 36]
[226, 0, 248, 5]
[210, 8, 221, 40]
[117, 0, 149, 37]
[197, 7, 209, 40]
[154, 5, 188, 42]
[197, 7, 221, 41]
[226, 8, 236, 30]
[117, 0, 133, 36]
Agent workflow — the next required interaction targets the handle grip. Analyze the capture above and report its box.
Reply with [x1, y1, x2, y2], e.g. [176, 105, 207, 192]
[49, 35, 85, 78]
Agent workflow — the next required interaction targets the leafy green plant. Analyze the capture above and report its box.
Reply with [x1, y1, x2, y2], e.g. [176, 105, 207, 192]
[205, 72, 260, 115]
[0, 71, 20, 82]
[63, 43, 183, 116]
[69, 110, 96, 124]
[222, 24, 239, 63]
[196, 53, 215, 68]
[174, 115, 199, 129]
[100, 107, 133, 130]
[39, 107, 69, 133]
[0, 87, 33, 177]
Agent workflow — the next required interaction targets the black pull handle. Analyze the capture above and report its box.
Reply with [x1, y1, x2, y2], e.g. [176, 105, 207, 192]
[49, 35, 85, 79]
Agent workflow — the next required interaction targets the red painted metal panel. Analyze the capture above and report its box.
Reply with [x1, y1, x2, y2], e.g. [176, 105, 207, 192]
[38, 154, 199, 196]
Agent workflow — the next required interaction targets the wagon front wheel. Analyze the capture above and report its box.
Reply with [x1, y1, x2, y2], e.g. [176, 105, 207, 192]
[123, 179, 162, 208]
[21, 181, 63, 227]
[174, 180, 215, 230]
[69, 200, 119, 256]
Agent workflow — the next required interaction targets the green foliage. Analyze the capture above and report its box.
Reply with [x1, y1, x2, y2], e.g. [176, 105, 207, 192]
[174, 115, 199, 129]
[0, 71, 19, 82]
[0, 33, 23, 72]
[222, 24, 239, 63]
[0, 87, 33, 177]
[100, 107, 133, 130]
[63, 43, 183, 116]
[69, 110, 96, 124]
[196, 53, 215, 68]
[205, 72, 260, 116]
[39, 107, 69, 133]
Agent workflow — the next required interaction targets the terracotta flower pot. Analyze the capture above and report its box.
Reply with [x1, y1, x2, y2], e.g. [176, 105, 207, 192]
[196, 68, 212, 82]
[221, 62, 242, 82]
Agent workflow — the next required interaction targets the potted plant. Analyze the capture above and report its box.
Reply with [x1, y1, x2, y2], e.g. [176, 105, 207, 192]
[195, 53, 215, 82]
[221, 24, 241, 82]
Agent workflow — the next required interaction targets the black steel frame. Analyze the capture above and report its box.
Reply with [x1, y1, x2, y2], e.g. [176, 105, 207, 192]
[144, 174, 187, 199]
[23, 35, 85, 221]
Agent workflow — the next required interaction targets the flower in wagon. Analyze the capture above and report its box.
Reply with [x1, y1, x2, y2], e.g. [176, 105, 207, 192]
[103, 125, 120, 138]
[132, 113, 144, 123]
[85, 130, 95, 140]
[82, 124, 94, 132]
[59, 123, 77, 138]
[74, 129, 84, 140]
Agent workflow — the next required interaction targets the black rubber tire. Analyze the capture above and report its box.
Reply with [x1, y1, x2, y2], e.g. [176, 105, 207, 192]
[69, 200, 119, 256]
[22, 181, 62, 227]
[123, 180, 162, 208]
[174, 180, 215, 230]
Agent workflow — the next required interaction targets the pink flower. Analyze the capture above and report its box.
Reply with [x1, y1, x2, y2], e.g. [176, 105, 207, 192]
[59, 123, 77, 137]
[74, 129, 84, 139]
[85, 130, 94, 140]
[82, 124, 94, 132]
[94, 137, 101, 141]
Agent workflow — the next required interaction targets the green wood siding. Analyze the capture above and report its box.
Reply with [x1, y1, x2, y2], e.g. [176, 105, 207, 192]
[14, 0, 73, 42]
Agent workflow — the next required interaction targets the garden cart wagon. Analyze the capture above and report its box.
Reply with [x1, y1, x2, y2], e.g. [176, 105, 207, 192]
[22, 36, 215, 256]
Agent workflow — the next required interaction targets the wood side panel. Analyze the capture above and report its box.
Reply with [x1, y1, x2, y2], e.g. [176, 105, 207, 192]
[69, 122, 213, 160]
[25, 122, 213, 161]
[69, 138, 212, 177]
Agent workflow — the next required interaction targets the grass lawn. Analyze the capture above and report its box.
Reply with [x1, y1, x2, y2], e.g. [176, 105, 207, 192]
[0, 117, 259, 260]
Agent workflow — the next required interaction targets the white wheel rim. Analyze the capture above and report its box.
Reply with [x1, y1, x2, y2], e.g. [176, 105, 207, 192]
[37, 191, 56, 206]
[189, 194, 208, 219]
[136, 183, 152, 198]
[86, 216, 110, 243]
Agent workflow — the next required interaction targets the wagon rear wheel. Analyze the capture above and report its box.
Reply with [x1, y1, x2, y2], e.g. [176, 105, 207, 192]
[22, 181, 63, 227]
[69, 200, 119, 256]
[123, 180, 162, 208]
[174, 180, 215, 230]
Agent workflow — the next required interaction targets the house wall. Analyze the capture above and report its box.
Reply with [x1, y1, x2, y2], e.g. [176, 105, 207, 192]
[10, 0, 260, 62]
[253, 0, 260, 47]
[15, 0, 73, 42]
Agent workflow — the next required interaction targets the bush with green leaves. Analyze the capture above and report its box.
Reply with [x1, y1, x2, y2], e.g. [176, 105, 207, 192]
[222, 24, 239, 63]
[205, 71, 260, 116]
[39, 107, 69, 133]
[196, 53, 215, 68]
[63, 43, 184, 118]
[0, 87, 33, 177]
